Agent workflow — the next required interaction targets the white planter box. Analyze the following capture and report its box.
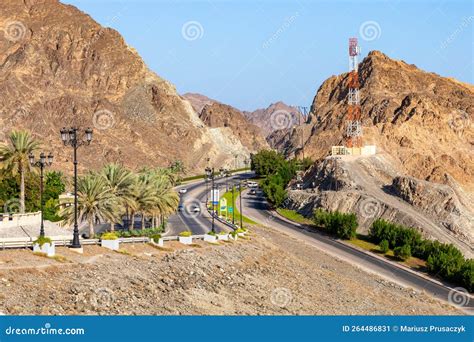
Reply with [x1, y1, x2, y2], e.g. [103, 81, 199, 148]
[237, 232, 245, 237]
[217, 234, 229, 241]
[179, 236, 193, 245]
[204, 234, 217, 243]
[101, 239, 120, 251]
[157, 238, 164, 247]
[230, 234, 238, 240]
[33, 242, 55, 257]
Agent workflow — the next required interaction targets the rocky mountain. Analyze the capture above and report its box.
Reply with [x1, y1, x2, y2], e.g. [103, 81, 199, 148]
[0, 0, 252, 174]
[243, 101, 302, 138]
[199, 102, 269, 154]
[182, 93, 218, 115]
[279, 51, 473, 191]
[280, 51, 473, 255]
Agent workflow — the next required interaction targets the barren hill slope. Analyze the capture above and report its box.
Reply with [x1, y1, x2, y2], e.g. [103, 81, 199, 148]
[0, 0, 250, 174]
[243, 101, 302, 138]
[278, 51, 473, 190]
[200, 102, 269, 153]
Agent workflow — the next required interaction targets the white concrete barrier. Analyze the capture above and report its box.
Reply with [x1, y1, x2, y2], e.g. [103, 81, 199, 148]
[0, 212, 41, 228]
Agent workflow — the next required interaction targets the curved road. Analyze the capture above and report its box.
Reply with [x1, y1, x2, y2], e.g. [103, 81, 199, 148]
[239, 187, 473, 313]
[167, 173, 251, 236]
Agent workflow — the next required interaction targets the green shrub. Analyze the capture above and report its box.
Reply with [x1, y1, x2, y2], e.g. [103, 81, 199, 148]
[394, 244, 411, 261]
[458, 259, 474, 292]
[219, 231, 228, 235]
[33, 236, 52, 247]
[235, 228, 245, 234]
[206, 231, 216, 236]
[150, 234, 162, 243]
[313, 208, 330, 228]
[101, 232, 118, 240]
[379, 240, 389, 254]
[179, 231, 192, 237]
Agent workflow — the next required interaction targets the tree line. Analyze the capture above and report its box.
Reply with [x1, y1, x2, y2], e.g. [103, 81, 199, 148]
[0, 130, 180, 237]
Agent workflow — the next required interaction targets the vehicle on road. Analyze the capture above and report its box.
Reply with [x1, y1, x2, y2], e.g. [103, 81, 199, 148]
[192, 206, 201, 213]
[248, 181, 258, 188]
[249, 189, 256, 195]
[179, 188, 187, 194]
[177, 204, 183, 211]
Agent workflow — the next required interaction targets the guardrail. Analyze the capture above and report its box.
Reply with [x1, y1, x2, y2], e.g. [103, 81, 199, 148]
[0, 235, 212, 249]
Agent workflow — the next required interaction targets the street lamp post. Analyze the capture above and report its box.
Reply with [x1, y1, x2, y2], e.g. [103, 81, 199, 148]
[29, 152, 53, 237]
[60, 127, 93, 248]
[239, 181, 243, 229]
[232, 184, 235, 225]
[205, 167, 215, 233]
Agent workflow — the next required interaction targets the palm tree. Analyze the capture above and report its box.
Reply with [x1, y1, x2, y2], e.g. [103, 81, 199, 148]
[149, 174, 179, 228]
[100, 164, 136, 231]
[61, 173, 120, 237]
[0, 130, 40, 213]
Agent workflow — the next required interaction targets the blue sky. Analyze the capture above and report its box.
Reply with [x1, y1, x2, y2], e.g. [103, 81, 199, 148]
[63, 0, 473, 111]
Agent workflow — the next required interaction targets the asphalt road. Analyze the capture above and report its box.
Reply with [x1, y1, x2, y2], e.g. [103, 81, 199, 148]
[167, 173, 252, 236]
[239, 187, 474, 313]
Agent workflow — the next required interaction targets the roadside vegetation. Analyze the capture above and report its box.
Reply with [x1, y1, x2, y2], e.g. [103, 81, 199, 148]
[221, 187, 256, 225]
[277, 206, 473, 292]
[0, 130, 65, 221]
[369, 218, 473, 292]
[251, 150, 312, 207]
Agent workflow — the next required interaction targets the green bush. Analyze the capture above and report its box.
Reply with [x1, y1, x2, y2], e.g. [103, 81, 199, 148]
[379, 240, 389, 254]
[101, 232, 118, 240]
[150, 234, 162, 243]
[179, 231, 192, 237]
[313, 208, 330, 228]
[33, 236, 52, 247]
[394, 244, 411, 261]
[458, 259, 474, 292]
[311, 210, 357, 240]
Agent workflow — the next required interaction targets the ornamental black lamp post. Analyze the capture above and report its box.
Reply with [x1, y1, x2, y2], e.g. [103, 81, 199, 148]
[60, 127, 93, 248]
[29, 152, 53, 237]
[231, 184, 235, 225]
[205, 167, 215, 234]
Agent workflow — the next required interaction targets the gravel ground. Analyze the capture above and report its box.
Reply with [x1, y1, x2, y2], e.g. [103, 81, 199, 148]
[0, 226, 462, 315]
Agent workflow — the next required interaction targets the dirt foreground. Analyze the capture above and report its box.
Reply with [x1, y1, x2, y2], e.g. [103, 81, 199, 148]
[0, 226, 462, 315]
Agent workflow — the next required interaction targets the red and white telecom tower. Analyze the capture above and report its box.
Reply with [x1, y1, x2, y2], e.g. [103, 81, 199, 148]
[346, 37, 362, 148]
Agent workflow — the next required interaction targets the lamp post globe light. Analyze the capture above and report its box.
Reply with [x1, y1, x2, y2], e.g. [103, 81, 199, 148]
[60, 127, 93, 249]
[29, 152, 54, 238]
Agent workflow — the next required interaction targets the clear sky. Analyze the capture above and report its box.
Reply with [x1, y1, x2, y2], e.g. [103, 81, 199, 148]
[62, 0, 473, 111]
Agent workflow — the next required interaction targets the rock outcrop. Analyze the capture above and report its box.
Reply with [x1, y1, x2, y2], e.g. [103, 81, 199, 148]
[0, 0, 252, 174]
[243, 101, 302, 139]
[199, 102, 269, 153]
[278, 51, 473, 191]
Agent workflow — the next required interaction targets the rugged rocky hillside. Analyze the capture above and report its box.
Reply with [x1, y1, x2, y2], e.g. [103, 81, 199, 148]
[182, 93, 218, 115]
[280, 51, 473, 255]
[200, 102, 269, 153]
[0, 0, 250, 174]
[279, 51, 473, 191]
[243, 101, 302, 138]
[286, 154, 473, 257]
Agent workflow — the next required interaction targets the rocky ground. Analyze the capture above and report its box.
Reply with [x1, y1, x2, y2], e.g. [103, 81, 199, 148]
[0, 226, 461, 315]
